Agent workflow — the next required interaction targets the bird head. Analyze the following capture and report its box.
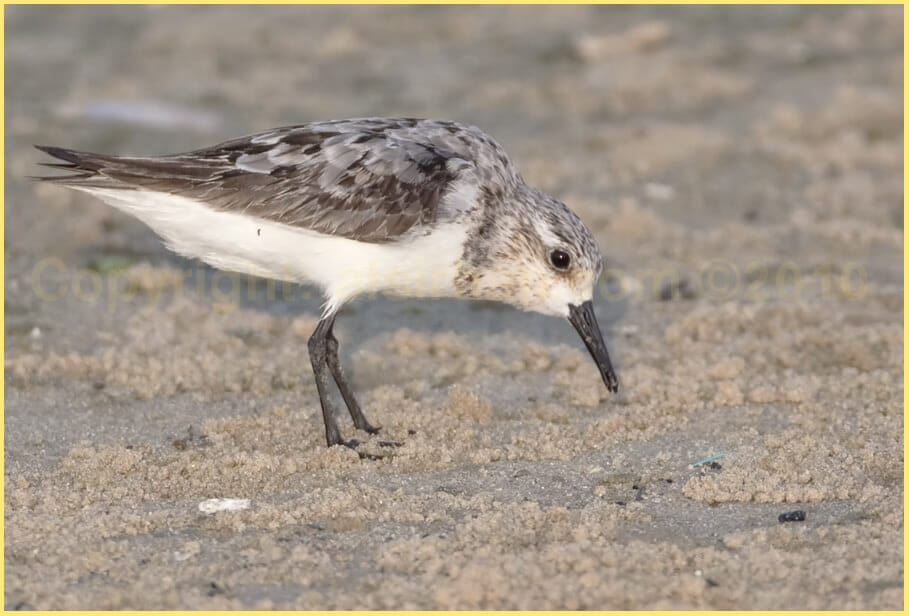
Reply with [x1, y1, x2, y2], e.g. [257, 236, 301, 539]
[458, 185, 619, 393]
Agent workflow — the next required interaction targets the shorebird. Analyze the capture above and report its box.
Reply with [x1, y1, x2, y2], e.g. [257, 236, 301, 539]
[36, 118, 619, 453]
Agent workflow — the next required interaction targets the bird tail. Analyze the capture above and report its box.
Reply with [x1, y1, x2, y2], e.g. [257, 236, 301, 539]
[31, 145, 125, 188]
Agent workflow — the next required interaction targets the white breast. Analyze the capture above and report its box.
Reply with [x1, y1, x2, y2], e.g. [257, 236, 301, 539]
[78, 188, 468, 314]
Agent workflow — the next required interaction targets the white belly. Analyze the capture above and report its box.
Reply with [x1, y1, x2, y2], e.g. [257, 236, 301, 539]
[80, 188, 467, 313]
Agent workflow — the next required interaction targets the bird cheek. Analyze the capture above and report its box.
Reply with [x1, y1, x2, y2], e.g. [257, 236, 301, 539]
[473, 268, 524, 305]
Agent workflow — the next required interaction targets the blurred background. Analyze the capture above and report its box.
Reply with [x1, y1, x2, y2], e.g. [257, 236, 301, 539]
[4, 5, 904, 610]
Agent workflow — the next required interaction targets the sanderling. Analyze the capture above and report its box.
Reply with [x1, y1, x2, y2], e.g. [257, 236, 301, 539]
[36, 117, 618, 453]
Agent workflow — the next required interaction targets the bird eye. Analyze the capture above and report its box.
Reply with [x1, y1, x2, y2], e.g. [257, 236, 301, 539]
[549, 249, 571, 271]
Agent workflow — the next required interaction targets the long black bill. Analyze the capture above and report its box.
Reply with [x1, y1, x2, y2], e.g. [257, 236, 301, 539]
[568, 301, 619, 393]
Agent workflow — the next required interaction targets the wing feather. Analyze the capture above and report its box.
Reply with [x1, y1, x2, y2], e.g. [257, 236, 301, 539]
[35, 118, 519, 243]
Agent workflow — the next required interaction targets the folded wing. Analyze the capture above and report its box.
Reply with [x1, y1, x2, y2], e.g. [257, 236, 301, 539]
[35, 118, 504, 243]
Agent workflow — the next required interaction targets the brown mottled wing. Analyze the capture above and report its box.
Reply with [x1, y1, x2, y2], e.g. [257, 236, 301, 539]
[36, 118, 500, 243]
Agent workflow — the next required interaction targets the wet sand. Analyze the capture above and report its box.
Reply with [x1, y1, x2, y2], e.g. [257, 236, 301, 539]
[4, 5, 904, 609]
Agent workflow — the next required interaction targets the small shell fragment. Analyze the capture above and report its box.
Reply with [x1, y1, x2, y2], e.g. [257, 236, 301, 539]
[198, 498, 251, 514]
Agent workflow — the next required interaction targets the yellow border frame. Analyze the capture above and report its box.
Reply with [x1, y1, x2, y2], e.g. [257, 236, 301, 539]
[0, 1, 905, 613]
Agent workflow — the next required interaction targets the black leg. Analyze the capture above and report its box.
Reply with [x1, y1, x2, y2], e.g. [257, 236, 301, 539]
[308, 315, 349, 448]
[324, 319, 381, 435]
[309, 313, 399, 456]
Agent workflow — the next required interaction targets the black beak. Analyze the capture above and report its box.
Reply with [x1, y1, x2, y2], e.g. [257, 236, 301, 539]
[568, 301, 619, 393]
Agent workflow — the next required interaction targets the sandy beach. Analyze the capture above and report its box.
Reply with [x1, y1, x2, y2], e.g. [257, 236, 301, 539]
[4, 5, 903, 609]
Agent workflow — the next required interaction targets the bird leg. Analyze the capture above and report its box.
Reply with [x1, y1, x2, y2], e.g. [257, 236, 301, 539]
[323, 318, 381, 435]
[308, 313, 399, 457]
[326, 322, 402, 448]
[308, 316, 350, 448]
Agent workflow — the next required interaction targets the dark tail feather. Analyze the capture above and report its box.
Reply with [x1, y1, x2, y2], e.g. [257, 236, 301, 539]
[32, 145, 120, 187]
[33, 144, 220, 189]
[37, 162, 81, 169]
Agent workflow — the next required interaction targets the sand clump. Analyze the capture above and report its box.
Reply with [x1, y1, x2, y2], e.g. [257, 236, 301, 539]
[446, 385, 493, 424]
